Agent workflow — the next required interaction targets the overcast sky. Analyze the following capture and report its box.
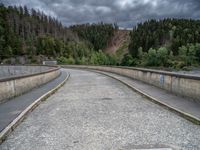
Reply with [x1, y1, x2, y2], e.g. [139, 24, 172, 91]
[1, 0, 200, 28]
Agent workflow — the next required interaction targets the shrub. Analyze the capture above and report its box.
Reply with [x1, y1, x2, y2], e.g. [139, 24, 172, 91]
[146, 48, 159, 66]
[157, 47, 168, 66]
[121, 54, 137, 66]
[195, 43, 200, 62]
[57, 56, 75, 64]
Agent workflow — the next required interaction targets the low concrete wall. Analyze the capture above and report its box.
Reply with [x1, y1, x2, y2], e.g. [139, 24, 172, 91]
[0, 65, 60, 103]
[0, 65, 54, 79]
[63, 65, 200, 101]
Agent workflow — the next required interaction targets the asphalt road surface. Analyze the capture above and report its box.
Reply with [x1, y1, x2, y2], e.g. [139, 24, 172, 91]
[1, 69, 200, 150]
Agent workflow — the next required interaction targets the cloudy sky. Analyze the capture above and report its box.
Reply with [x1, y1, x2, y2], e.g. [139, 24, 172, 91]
[1, 0, 200, 28]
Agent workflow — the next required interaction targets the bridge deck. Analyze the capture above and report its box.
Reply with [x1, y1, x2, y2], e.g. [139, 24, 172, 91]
[0, 70, 68, 132]
[0, 69, 200, 149]
[94, 70, 200, 122]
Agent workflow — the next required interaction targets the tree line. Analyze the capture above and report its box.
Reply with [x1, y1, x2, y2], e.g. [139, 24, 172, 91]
[70, 23, 117, 51]
[0, 4, 79, 59]
[0, 4, 117, 64]
[1, 4, 200, 69]
[126, 19, 200, 69]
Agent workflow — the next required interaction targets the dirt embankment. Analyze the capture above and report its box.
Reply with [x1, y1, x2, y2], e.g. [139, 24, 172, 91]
[104, 30, 130, 54]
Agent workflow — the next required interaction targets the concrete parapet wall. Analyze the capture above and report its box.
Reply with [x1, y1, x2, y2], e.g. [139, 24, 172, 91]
[63, 65, 200, 101]
[0, 66, 60, 103]
[0, 65, 54, 79]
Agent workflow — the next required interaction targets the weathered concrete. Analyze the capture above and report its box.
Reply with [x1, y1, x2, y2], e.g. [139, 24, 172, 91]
[0, 66, 60, 103]
[62, 65, 200, 101]
[0, 70, 69, 143]
[1, 69, 200, 150]
[43, 61, 57, 66]
[93, 70, 200, 124]
[0, 65, 53, 79]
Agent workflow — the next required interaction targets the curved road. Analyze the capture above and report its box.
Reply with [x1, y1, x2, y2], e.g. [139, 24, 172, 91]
[1, 69, 200, 150]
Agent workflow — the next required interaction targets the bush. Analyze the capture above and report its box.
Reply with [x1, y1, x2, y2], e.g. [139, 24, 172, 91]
[107, 54, 118, 65]
[57, 56, 75, 64]
[146, 48, 159, 66]
[195, 43, 200, 62]
[90, 51, 107, 65]
[171, 60, 186, 69]
[178, 44, 198, 65]
[76, 56, 89, 65]
[157, 47, 168, 66]
[121, 54, 137, 66]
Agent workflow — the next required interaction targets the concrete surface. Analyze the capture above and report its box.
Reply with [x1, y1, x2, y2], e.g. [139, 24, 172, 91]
[0, 66, 53, 79]
[0, 66, 60, 103]
[0, 70, 68, 132]
[1, 69, 200, 150]
[94, 70, 200, 123]
[62, 65, 200, 101]
[176, 69, 200, 76]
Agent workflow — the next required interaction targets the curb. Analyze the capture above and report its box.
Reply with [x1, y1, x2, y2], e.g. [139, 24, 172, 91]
[92, 70, 200, 125]
[0, 72, 70, 144]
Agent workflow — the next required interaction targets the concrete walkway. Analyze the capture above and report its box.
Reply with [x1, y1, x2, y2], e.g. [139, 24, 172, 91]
[0, 70, 68, 132]
[93, 70, 200, 123]
[1, 69, 200, 150]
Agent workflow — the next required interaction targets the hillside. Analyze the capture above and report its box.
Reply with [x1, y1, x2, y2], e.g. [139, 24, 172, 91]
[0, 4, 200, 68]
[104, 30, 130, 54]
[0, 4, 117, 65]
[125, 19, 200, 68]
[0, 4, 78, 60]
[71, 23, 116, 51]
[129, 19, 200, 57]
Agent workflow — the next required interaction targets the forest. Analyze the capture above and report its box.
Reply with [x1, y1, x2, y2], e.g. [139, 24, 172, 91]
[126, 19, 200, 69]
[0, 4, 117, 65]
[0, 4, 200, 69]
[71, 23, 117, 51]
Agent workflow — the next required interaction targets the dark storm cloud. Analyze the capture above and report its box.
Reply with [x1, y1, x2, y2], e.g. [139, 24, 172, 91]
[1, 0, 200, 28]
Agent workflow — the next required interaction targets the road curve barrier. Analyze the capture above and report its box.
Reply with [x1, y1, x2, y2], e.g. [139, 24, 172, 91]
[0, 65, 61, 103]
[62, 65, 200, 101]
